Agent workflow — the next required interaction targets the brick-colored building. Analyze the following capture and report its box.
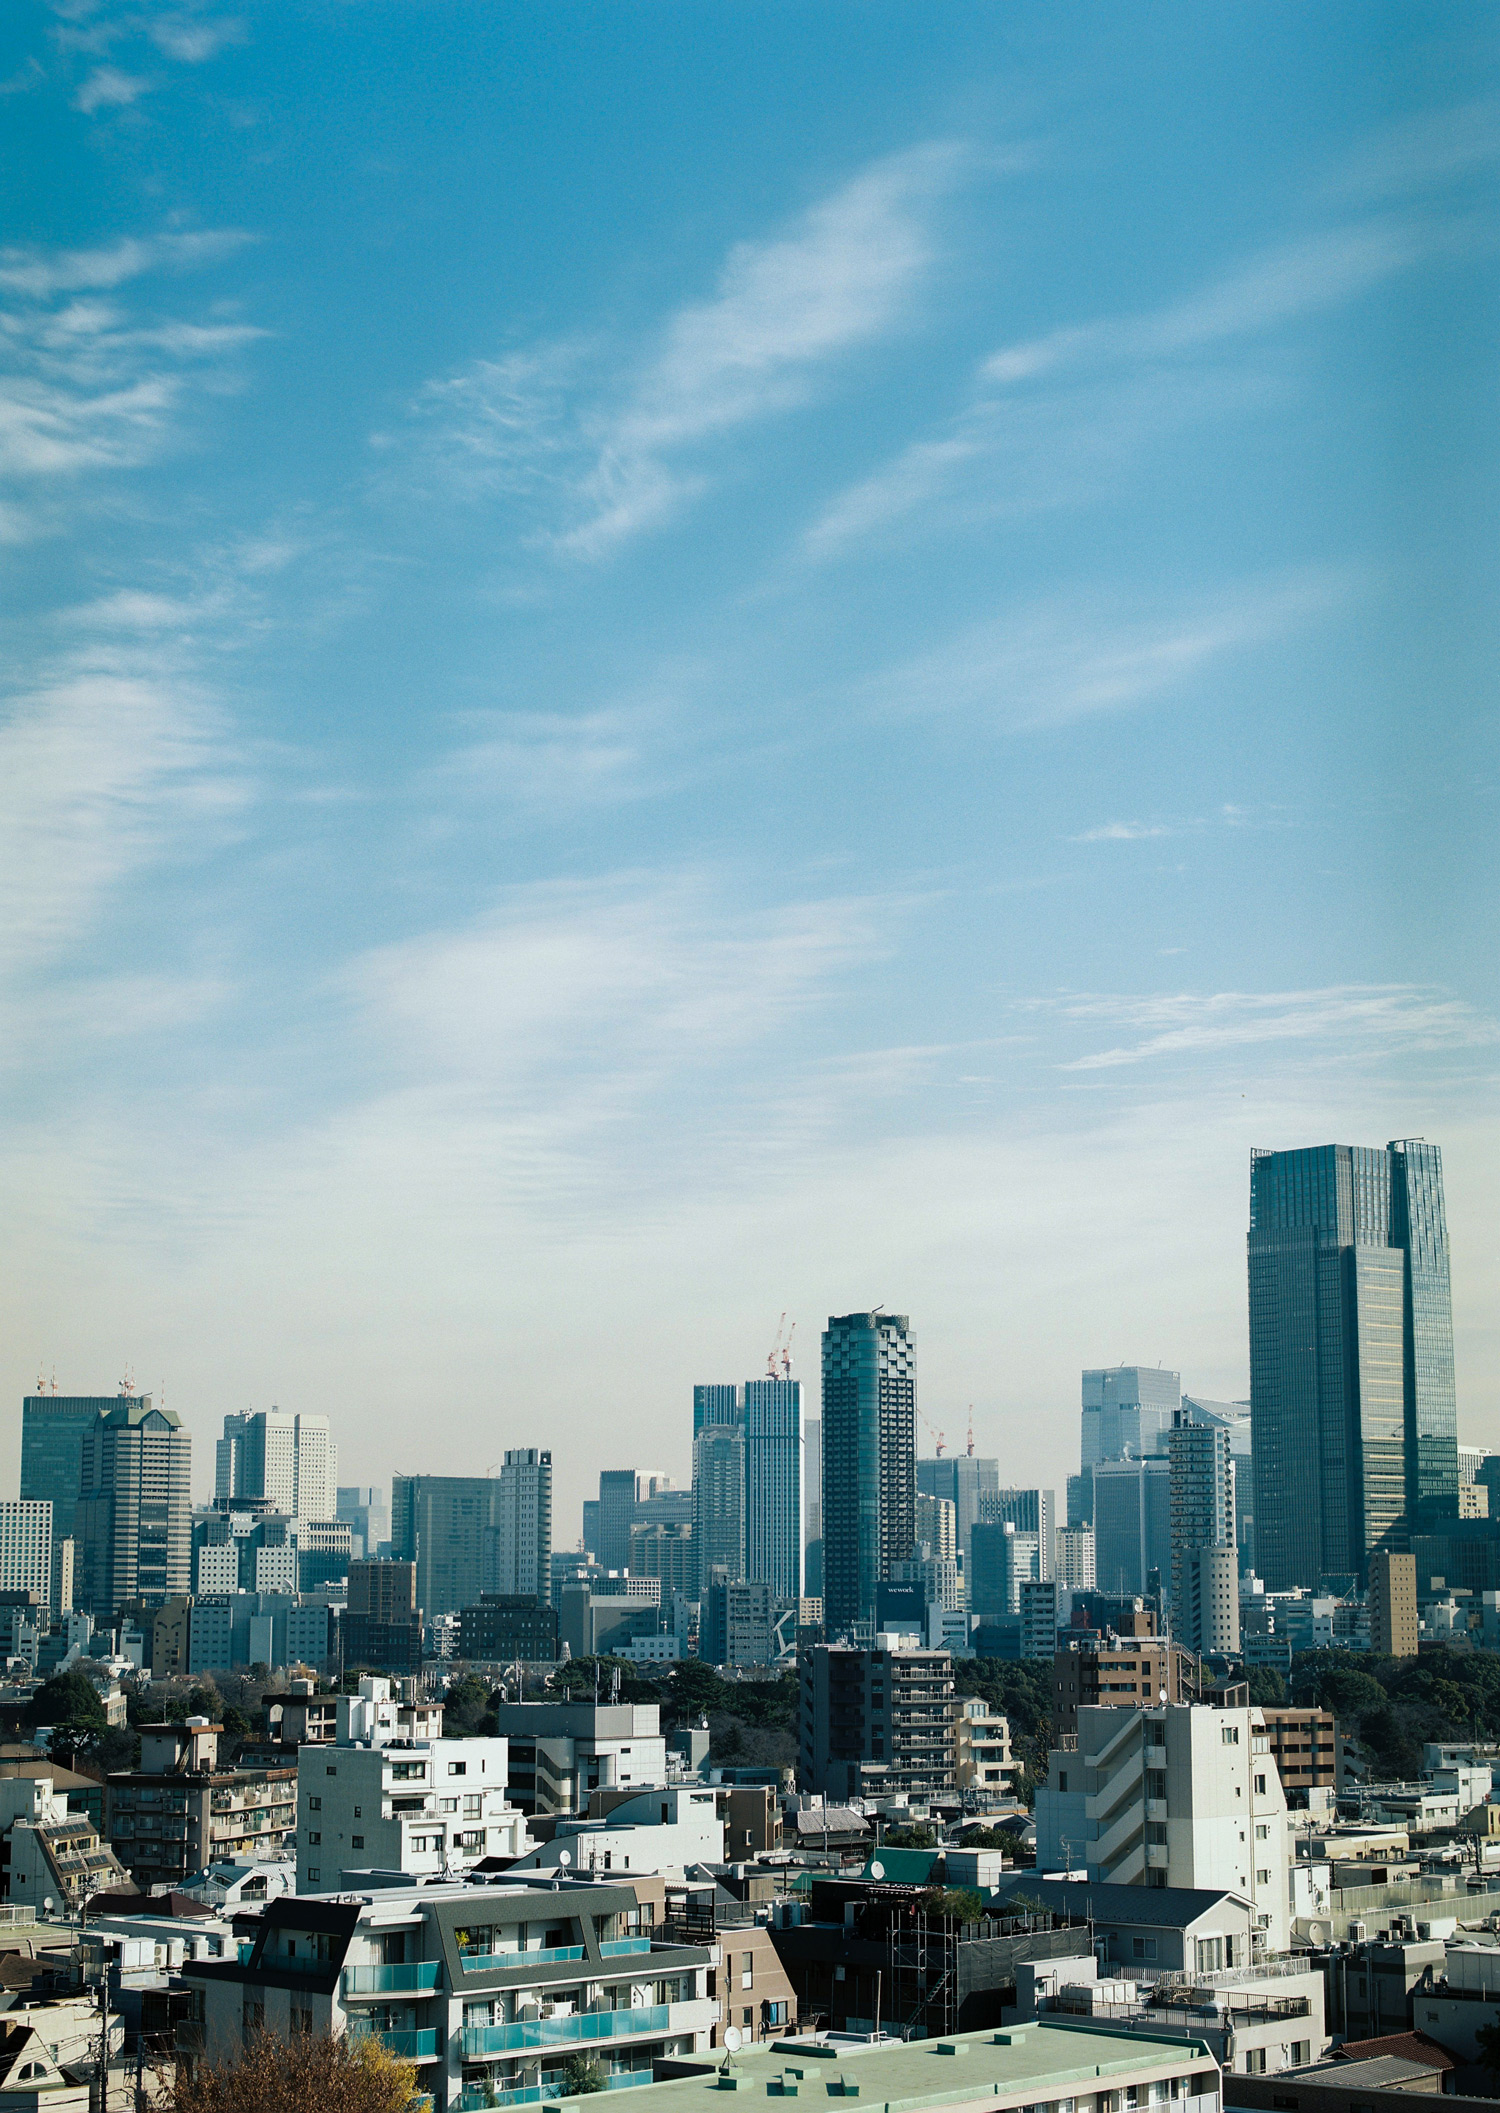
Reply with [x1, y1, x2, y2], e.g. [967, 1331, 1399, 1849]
[1052, 1638, 1198, 1734]
[1258, 1706, 1338, 1792]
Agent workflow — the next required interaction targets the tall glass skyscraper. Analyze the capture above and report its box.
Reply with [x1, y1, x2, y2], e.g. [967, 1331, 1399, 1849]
[21, 1394, 125, 1545]
[1249, 1140, 1458, 1591]
[744, 1378, 801, 1600]
[821, 1311, 916, 1636]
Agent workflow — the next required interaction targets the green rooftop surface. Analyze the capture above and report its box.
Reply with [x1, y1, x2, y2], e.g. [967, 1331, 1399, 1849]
[603, 2020, 1217, 2113]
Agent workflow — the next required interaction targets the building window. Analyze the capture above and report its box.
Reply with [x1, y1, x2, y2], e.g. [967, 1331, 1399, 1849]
[741, 1954, 754, 1990]
[307, 1797, 321, 1812]
[1221, 1725, 1239, 1745]
[307, 1868, 319, 1884]
[352, 1835, 364, 1850]
[449, 1762, 467, 1777]
[1254, 1774, 1267, 1794]
[306, 1832, 320, 1846]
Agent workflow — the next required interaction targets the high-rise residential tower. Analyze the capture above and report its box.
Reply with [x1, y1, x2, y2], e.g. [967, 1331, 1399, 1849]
[596, 1469, 640, 1573]
[75, 1399, 192, 1620]
[1249, 1141, 1459, 1591]
[1168, 1412, 1237, 1653]
[495, 1448, 553, 1603]
[821, 1311, 916, 1635]
[391, 1474, 499, 1617]
[744, 1377, 802, 1600]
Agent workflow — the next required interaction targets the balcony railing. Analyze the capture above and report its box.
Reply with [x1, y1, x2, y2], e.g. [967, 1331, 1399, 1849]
[598, 1938, 653, 1957]
[462, 2005, 670, 2057]
[460, 1944, 584, 1973]
[344, 1962, 443, 1996]
[456, 2073, 656, 2111]
[355, 2028, 438, 2061]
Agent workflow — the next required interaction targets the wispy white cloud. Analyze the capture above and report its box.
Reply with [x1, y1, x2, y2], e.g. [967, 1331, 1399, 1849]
[397, 143, 968, 555]
[1071, 820, 1174, 842]
[1048, 986, 1499, 1072]
[145, 15, 246, 63]
[74, 64, 149, 112]
[1329, 98, 1500, 203]
[871, 573, 1342, 732]
[0, 229, 262, 528]
[805, 212, 1456, 559]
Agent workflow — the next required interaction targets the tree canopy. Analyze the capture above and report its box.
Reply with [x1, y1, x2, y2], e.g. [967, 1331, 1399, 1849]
[159, 2029, 419, 2113]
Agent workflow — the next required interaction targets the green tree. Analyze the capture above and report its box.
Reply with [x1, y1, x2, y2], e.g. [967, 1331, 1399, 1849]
[881, 1823, 938, 1848]
[444, 1673, 494, 1738]
[26, 1670, 107, 1738]
[921, 1886, 983, 1924]
[557, 2056, 605, 2096]
[1240, 1665, 1287, 1707]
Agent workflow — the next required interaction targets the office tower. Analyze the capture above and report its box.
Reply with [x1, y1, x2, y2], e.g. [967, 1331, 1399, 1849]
[596, 1469, 640, 1573]
[345, 1558, 422, 1674]
[1019, 1577, 1068, 1661]
[1080, 1368, 1180, 1468]
[215, 1408, 337, 1522]
[1168, 1412, 1235, 1642]
[982, 1488, 1056, 1580]
[1369, 1549, 1419, 1659]
[822, 1312, 916, 1635]
[915, 1453, 1000, 1569]
[1065, 1472, 1092, 1529]
[693, 1384, 741, 1434]
[1091, 1456, 1172, 1599]
[634, 1481, 692, 1530]
[336, 1485, 389, 1561]
[581, 1499, 601, 1556]
[1249, 1141, 1459, 1591]
[0, 1503, 52, 1604]
[74, 1399, 192, 1620]
[970, 1520, 1039, 1621]
[20, 1392, 114, 1549]
[744, 1377, 801, 1599]
[390, 1473, 499, 1618]
[692, 1422, 744, 1597]
[1055, 1525, 1097, 1590]
[495, 1449, 553, 1603]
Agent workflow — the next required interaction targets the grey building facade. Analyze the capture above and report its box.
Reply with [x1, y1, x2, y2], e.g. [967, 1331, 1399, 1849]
[916, 1453, 1000, 1570]
[391, 1473, 500, 1618]
[1249, 1140, 1459, 1591]
[822, 1312, 917, 1635]
[74, 1398, 192, 1620]
[691, 1422, 744, 1599]
[744, 1378, 801, 1601]
[1168, 1412, 1236, 1647]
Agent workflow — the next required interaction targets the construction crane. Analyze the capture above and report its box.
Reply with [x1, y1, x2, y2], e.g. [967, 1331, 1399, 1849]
[767, 1312, 788, 1379]
[917, 1405, 946, 1455]
[966, 1406, 975, 1457]
[780, 1321, 795, 1379]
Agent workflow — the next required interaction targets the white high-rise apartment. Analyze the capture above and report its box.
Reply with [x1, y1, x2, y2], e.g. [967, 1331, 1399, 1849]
[1055, 1524, 1096, 1589]
[0, 1502, 53, 1604]
[494, 1448, 553, 1602]
[1036, 1701, 1290, 1953]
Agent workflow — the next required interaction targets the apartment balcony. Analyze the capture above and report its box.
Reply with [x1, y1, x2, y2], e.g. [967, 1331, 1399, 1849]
[459, 1944, 584, 1974]
[455, 2075, 656, 2111]
[461, 1997, 715, 2060]
[1145, 1800, 1168, 1822]
[352, 2027, 439, 2062]
[343, 1962, 443, 1996]
[1146, 1845, 1169, 1869]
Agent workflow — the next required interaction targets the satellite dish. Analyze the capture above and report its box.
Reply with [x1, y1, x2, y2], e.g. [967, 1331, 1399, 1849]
[42, 1898, 53, 1916]
[724, 2027, 743, 2054]
[557, 1850, 572, 1867]
[869, 1861, 885, 1880]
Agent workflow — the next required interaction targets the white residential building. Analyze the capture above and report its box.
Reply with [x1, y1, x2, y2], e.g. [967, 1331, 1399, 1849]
[1035, 1701, 1290, 1953]
[510, 1785, 724, 1876]
[492, 1701, 669, 1817]
[295, 1677, 527, 1892]
[495, 1448, 553, 1602]
[0, 1502, 53, 1605]
[1055, 1525, 1096, 1590]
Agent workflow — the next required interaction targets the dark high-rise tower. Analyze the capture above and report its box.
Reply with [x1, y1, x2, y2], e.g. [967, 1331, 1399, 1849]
[1248, 1140, 1458, 1591]
[821, 1311, 916, 1635]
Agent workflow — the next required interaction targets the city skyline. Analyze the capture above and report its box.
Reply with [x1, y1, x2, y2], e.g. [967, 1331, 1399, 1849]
[3, 7, 1495, 1534]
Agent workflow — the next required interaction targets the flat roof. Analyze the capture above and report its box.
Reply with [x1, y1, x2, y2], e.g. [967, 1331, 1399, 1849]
[615, 2019, 1217, 2113]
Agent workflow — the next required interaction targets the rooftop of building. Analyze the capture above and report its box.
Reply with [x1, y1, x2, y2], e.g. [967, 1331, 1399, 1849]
[992, 1876, 1252, 1925]
[613, 2019, 1215, 2113]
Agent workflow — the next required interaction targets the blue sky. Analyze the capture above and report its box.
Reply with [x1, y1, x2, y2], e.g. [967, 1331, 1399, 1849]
[3, 3, 1497, 1526]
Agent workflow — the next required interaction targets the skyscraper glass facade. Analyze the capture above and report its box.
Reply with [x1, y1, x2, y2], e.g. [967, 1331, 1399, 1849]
[821, 1311, 916, 1635]
[1248, 1140, 1458, 1590]
[20, 1395, 122, 1544]
[744, 1377, 801, 1600]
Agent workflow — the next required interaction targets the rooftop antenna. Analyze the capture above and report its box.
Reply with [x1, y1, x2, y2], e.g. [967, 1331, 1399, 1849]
[781, 1321, 795, 1380]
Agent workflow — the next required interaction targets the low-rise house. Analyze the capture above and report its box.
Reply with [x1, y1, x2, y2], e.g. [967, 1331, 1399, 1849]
[106, 1716, 296, 1891]
[659, 1883, 797, 2045]
[176, 1876, 718, 2107]
[990, 1877, 1260, 1979]
[0, 2019, 89, 2112]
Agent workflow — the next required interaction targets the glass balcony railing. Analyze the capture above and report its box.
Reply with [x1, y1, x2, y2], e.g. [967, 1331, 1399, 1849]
[343, 1962, 443, 1995]
[460, 1944, 585, 1972]
[456, 2071, 656, 2111]
[598, 1938, 653, 1957]
[462, 2006, 669, 2058]
[352, 2028, 438, 2061]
